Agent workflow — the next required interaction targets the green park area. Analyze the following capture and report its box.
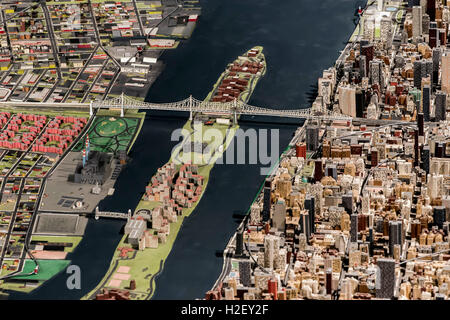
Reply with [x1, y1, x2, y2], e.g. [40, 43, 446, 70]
[0, 259, 70, 294]
[73, 114, 144, 154]
[10, 259, 70, 281]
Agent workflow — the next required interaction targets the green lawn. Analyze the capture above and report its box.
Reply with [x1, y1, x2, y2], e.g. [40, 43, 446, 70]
[73, 116, 142, 153]
[10, 259, 70, 281]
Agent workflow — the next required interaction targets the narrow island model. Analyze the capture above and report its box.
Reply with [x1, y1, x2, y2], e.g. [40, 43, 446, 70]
[84, 47, 267, 300]
[0, 107, 146, 295]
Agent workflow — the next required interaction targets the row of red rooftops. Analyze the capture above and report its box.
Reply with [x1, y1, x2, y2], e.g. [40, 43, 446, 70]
[0, 112, 11, 126]
[50, 116, 86, 124]
[9, 114, 46, 124]
[212, 74, 251, 102]
[47, 118, 86, 129]
[240, 60, 264, 69]
[211, 60, 263, 102]
[230, 62, 263, 75]
[7, 121, 44, 130]
[35, 134, 73, 144]
[45, 128, 80, 136]
[0, 113, 85, 154]
[1, 122, 41, 145]
[31, 145, 64, 154]
[0, 141, 28, 150]
[1, 129, 36, 140]
[212, 88, 245, 103]
[247, 50, 260, 58]
[147, 174, 203, 195]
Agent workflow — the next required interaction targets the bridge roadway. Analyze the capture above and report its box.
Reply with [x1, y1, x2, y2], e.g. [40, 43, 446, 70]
[0, 95, 418, 126]
[94, 207, 131, 220]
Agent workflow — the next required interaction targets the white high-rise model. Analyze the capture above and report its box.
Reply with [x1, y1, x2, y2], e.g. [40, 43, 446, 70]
[412, 6, 423, 40]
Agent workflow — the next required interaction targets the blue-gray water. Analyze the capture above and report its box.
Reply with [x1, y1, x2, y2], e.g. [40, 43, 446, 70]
[9, 0, 356, 299]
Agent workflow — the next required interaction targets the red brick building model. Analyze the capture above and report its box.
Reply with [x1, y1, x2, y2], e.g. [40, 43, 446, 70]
[145, 163, 203, 211]
[0, 112, 10, 128]
[139, 163, 204, 249]
[0, 113, 46, 150]
[172, 163, 204, 208]
[95, 288, 130, 300]
[145, 162, 176, 202]
[0, 113, 86, 154]
[33, 116, 86, 154]
[211, 48, 264, 103]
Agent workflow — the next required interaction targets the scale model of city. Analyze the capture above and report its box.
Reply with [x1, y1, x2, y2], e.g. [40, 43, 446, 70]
[0, 0, 449, 301]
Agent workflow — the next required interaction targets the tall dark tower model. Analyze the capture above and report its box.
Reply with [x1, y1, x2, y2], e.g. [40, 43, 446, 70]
[426, 0, 435, 21]
[421, 146, 430, 174]
[235, 227, 244, 257]
[422, 85, 431, 121]
[262, 178, 272, 222]
[305, 195, 315, 234]
[350, 214, 358, 242]
[433, 206, 446, 230]
[306, 125, 319, 152]
[435, 92, 447, 122]
[376, 258, 396, 299]
[417, 112, 424, 136]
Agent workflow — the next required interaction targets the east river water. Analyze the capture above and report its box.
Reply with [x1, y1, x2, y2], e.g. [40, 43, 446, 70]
[9, 0, 357, 299]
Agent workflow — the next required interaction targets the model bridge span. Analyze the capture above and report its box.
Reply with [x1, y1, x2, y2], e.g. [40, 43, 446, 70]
[90, 94, 352, 122]
[2, 95, 412, 125]
[94, 207, 132, 220]
[0, 94, 351, 121]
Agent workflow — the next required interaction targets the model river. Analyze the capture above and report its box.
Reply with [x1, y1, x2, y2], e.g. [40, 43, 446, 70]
[9, 0, 357, 299]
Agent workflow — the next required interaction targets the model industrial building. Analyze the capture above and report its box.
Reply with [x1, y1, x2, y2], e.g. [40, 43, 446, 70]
[74, 151, 112, 185]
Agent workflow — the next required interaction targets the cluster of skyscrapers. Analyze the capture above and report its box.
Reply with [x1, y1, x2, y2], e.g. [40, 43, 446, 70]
[207, 0, 450, 300]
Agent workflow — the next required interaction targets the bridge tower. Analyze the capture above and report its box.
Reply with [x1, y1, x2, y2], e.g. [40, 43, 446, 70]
[128, 209, 132, 222]
[95, 206, 99, 220]
[120, 92, 125, 118]
[89, 101, 93, 116]
[189, 95, 193, 121]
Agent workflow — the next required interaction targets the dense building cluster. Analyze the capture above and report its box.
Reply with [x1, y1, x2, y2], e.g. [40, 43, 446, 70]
[313, 1, 450, 123]
[125, 163, 203, 250]
[34, 116, 87, 155]
[0, 113, 46, 151]
[145, 163, 204, 211]
[209, 0, 450, 300]
[0, 112, 86, 155]
[211, 48, 266, 103]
